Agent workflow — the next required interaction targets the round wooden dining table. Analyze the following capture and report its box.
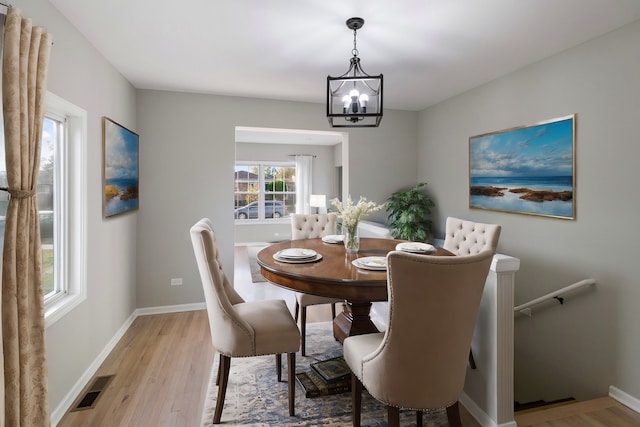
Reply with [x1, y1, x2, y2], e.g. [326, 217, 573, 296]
[256, 237, 450, 343]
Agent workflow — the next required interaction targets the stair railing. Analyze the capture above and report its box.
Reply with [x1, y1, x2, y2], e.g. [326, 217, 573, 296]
[514, 279, 595, 316]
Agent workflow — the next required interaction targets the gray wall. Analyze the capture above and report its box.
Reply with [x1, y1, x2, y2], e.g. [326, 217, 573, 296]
[16, 0, 138, 415]
[135, 91, 418, 308]
[418, 20, 640, 402]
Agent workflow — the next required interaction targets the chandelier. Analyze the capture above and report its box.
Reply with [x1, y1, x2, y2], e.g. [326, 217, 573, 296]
[327, 17, 383, 128]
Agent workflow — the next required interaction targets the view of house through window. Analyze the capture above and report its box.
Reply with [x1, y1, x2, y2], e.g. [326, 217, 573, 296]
[234, 163, 295, 220]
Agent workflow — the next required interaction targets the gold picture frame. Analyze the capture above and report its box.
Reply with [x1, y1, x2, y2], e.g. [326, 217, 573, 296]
[469, 114, 576, 220]
[102, 117, 139, 217]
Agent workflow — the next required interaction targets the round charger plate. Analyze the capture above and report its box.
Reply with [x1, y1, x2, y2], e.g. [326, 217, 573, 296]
[274, 253, 323, 264]
[322, 235, 344, 244]
[276, 248, 318, 259]
[352, 256, 387, 270]
[395, 242, 436, 253]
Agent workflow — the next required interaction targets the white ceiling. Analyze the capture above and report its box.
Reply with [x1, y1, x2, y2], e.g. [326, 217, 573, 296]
[48, 0, 640, 113]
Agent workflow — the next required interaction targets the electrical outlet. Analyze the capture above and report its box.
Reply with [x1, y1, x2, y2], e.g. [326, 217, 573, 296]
[170, 278, 183, 286]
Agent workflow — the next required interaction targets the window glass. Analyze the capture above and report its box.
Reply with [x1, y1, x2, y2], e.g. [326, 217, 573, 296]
[234, 163, 295, 220]
[40, 115, 62, 299]
[0, 115, 64, 300]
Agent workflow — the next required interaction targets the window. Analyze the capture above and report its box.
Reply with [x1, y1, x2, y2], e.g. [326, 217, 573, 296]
[0, 92, 87, 327]
[234, 163, 296, 221]
[41, 115, 63, 301]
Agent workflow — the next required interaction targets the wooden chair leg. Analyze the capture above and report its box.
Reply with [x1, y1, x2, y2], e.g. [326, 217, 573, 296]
[387, 406, 400, 427]
[215, 353, 222, 385]
[287, 352, 296, 416]
[276, 353, 282, 382]
[213, 355, 231, 424]
[294, 300, 300, 322]
[446, 402, 462, 427]
[352, 374, 362, 427]
[469, 349, 476, 369]
[416, 410, 423, 427]
[331, 303, 336, 319]
[300, 306, 307, 356]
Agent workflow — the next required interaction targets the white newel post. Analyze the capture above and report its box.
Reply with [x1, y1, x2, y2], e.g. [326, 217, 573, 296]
[461, 254, 520, 427]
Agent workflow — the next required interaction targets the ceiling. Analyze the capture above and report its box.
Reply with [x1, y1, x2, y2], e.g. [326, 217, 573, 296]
[48, 0, 640, 113]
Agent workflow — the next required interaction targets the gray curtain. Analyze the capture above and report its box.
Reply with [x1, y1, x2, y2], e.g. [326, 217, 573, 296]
[2, 7, 52, 426]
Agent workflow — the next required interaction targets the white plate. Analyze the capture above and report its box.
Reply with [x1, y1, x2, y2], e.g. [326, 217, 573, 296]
[322, 234, 344, 244]
[352, 256, 387, 270]
[274, 253, 323, 264]
[276, 248, 318, 259]
[395, 242, 436, 254]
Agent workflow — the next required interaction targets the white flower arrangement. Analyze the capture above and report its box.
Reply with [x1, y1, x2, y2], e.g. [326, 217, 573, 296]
[331, 196, 382, 252]
[331, 195, 383, 231]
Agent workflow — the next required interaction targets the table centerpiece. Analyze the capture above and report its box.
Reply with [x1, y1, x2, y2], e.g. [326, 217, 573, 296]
[331, 195, 383, 254]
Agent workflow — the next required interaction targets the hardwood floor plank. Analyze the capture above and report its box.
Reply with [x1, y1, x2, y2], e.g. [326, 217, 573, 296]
[57, 311, 214, 427]
[515, 396, 640, 426]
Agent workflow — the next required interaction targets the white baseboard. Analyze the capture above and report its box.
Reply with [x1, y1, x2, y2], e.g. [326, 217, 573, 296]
[50, 302, 206, 426]
[460, 393, 517, 427]
[135, 302, 206, 316]
[609, 385, 640, 413]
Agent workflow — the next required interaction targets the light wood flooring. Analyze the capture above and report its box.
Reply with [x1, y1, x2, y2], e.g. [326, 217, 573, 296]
[57, 245, 640, 426]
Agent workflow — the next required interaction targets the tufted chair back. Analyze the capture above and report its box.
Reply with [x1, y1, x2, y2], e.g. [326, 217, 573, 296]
[291, 213, 337, 239]
[343, 250, 494, 423]
[191, 218, 301, 423]
[190, 219, 257, 356]
[443, 217, 501, 256]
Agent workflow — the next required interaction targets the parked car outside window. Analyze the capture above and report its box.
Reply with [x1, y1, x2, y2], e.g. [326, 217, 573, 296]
[234, 200, 286, 219]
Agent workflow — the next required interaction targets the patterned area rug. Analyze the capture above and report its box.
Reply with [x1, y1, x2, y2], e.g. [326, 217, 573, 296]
[200, 322, 450, 426]
[247, 245, 267, 283]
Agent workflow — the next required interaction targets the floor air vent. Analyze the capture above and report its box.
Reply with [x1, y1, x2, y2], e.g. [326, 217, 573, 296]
[70, 375, 115, 412]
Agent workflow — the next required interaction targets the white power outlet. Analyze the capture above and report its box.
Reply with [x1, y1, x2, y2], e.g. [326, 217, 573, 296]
[170, 278, 183, 286]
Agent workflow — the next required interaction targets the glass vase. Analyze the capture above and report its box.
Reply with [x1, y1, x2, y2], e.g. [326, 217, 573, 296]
[344, 223, 360, 254]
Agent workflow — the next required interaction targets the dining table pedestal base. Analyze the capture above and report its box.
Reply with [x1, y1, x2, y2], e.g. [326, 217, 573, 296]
[333, 301, 380, 343]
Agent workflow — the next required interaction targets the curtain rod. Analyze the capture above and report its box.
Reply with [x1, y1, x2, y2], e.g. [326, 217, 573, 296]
[288, 154, 316, 158]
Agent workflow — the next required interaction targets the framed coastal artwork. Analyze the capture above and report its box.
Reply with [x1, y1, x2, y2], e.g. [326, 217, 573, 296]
[102, 117, 139, 217]
[469, 114, 576, 220]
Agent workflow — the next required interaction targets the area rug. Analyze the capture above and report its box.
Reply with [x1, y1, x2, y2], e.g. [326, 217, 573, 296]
[200, 322, 450, 426]
[247, 245, 267, 283]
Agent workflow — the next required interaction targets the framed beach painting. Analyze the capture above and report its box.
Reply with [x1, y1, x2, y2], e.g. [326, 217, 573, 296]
[469, 114, 576, 220]
[103, 117, 139, 217]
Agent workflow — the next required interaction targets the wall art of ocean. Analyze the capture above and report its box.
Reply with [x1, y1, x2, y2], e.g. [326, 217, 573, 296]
[105, 178, 139, 216]
[470, 176, 573, 218]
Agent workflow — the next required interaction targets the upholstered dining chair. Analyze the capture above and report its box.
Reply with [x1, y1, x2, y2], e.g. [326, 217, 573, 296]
[190, 218, 300, 424]
[443, 216, 501, 256]
[443, 216, 501, 369]
[290, 213, 343, 356]
[343, 250, 495, 427]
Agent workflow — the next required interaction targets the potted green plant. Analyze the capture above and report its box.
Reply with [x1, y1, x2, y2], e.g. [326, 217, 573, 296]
[385, 182, 435, 242]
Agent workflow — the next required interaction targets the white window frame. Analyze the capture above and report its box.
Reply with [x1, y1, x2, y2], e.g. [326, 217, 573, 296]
[43, 92, 87, 328]
[234, 162, 295, 223]
[41, 112, 66, 306]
